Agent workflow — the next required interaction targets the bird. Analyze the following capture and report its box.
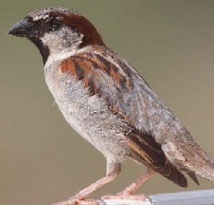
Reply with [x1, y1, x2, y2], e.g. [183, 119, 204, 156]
[8, 6, 214, 205]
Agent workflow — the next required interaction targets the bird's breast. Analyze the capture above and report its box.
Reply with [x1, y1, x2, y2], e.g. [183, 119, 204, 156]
[44, 61, 131, 161]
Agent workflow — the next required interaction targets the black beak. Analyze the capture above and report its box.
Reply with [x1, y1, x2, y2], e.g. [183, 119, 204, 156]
[8, 18, 33, 37]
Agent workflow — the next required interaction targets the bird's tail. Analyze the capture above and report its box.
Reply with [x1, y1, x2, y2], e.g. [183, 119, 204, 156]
[172, 143, 214, 184]
[127, 130, 188, 187]
[192, 150, 214, 182]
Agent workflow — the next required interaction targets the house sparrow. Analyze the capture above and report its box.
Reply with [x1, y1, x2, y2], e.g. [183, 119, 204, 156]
[8, 6, 214, 205]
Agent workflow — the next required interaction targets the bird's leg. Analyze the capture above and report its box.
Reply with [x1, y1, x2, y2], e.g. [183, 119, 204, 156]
[117, 168, 155, 196]
[102, 168, 155, 200]
[54, 161, 121, 205]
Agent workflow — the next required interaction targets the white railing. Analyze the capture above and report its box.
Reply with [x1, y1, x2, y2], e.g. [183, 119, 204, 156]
[102, 189, 214, 205]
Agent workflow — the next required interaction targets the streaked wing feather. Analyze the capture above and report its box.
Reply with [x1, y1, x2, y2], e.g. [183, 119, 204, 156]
[60, 47, 189, 187]
[127, 129, 187, 187]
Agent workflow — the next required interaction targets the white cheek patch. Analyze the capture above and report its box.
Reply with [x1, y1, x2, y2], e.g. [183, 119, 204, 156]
[41, 32, 62, 52]
[40, 27, 83, 54]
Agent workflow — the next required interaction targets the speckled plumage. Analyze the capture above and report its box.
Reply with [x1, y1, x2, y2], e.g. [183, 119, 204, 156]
[9, 6, 214, 204]
[45, 53, 132, 163]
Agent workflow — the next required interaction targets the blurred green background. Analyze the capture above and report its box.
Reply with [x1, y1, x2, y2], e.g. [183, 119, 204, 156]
[2, 0, 214, 204]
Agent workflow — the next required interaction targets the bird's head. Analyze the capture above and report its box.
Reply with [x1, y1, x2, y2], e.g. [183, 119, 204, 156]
[8, 6, 105, 64]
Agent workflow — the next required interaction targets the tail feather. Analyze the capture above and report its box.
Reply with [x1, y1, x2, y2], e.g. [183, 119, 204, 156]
[127, 130, 188, 187]
[187, 171, 199, 185]
[165, 142, 214, 184]
[195, 156, 214, 182]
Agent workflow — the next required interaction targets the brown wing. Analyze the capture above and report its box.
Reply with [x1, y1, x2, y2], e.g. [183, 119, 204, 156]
[60, 46, 191, 187]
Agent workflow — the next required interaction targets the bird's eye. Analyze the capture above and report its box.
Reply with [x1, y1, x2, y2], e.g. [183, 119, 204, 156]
[46, 17, 62, 31]
[71, 26, 77, 32]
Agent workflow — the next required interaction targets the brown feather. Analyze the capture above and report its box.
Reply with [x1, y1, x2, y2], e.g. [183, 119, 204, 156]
[60, 46, 191, 187]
